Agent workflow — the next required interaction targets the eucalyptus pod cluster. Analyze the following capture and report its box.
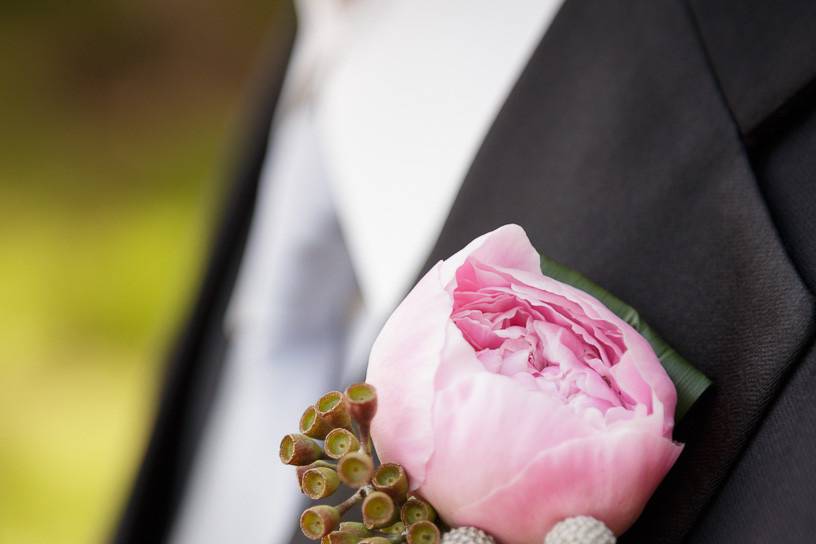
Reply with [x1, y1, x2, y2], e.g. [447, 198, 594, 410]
[280, 383, 444, 544]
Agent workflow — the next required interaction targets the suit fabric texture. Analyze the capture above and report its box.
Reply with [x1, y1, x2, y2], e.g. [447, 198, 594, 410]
[116, 1, 816, 542]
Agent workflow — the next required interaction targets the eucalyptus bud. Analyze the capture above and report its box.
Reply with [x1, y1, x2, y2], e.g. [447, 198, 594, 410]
[301, 405, 333, 439]
[362, 491, 399, 529]
[324, 428, 361, 459]
[338, 522, 371, 537]
[281, 433, 324, 466]
[380, 521, 406, 535]
[372, 463, 408, 501]
[336, 451, 375, 488]
[297, 460, 336, 486]
[344, 383, 378, 426]
[323, 521, 371, 544]
[302, 467, 341, 499]
[325, 532, 364, 544]
[316, 391, 353, 430]
[300, 505, 341, 540]
[401, 497, 436, 525]
[359, 538, 392, 544]
[407, 521, 441, 544]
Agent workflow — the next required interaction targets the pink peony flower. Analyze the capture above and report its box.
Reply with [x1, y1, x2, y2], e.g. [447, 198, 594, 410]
[366, 224, 682, 543]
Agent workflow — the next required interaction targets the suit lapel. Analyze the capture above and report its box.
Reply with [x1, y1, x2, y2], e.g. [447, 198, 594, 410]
[423, 0, 814, 541]
[688, 0, 816, 142]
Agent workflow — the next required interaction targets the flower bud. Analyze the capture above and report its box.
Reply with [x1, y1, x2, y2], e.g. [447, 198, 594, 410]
[362, 491, 398, 529]
[301, 405, 333, 439]
[302, 467, 341, 499]
[325, 532, 364, 544]
[324, 428, 360, 459]
[406, 521, 440, 544]
[316, 391, 353, 430]
[336, 451, 374, 488]
[344, 383, 378, 426]
[381, 521, 406, 535]
[372, 463, 408, 501]
[280, 433, 323, 466]
[338, 522, 371, 536]
[358, 538, 391, 544]
[297, 460, 336, 487]
[401, 497, 436, 525]
[300, 505, 341, 540]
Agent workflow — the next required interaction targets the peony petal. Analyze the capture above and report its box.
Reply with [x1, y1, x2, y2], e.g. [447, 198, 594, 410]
[419, 372, 599, 514]
[433, 321, 487, 391]
[486, 262, 677, 431]
[367, 262, 452, 488]
[449, 430, 683, 544]
[439, 224, 542, 285]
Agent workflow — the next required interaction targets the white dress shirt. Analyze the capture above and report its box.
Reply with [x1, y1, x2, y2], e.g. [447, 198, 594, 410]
[171, 1, 564, 542]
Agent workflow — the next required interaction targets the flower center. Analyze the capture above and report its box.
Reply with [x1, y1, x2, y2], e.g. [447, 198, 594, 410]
[451, 258, 634, 413]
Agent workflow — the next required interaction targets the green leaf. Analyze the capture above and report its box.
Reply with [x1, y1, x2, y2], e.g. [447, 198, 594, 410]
[539, 254, 710, 421]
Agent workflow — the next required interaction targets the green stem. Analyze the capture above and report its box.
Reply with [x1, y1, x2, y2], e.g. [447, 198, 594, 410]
[335, 484, 373, 516]
[358, 422, 372, 456]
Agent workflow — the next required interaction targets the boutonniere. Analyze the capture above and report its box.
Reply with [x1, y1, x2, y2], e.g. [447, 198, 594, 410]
[280, 225, 710, 544]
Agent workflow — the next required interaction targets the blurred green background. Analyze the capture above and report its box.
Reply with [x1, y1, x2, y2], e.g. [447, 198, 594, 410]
[0, 2, 280, 542]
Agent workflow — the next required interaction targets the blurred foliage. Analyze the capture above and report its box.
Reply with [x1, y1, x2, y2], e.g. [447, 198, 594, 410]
[0, 1, 281, 542]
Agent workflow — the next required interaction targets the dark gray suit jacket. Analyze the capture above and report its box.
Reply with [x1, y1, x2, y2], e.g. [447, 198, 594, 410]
[116, 1, 816, 542]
